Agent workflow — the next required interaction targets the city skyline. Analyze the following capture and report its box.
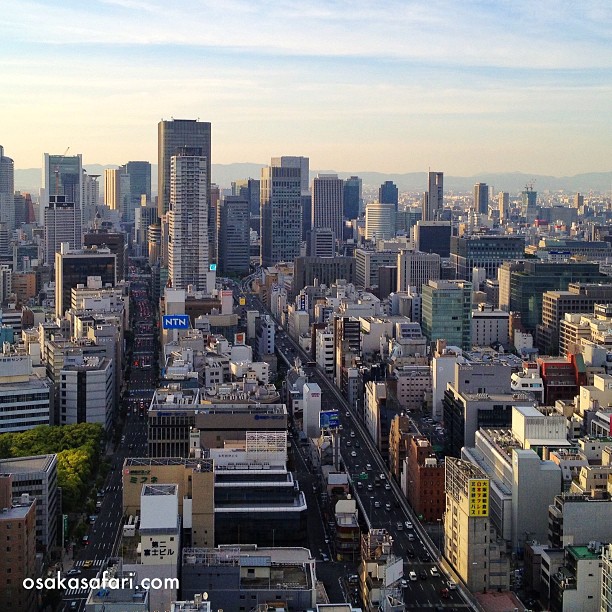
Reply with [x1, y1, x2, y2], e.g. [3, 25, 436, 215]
[1, 1, 610, 175]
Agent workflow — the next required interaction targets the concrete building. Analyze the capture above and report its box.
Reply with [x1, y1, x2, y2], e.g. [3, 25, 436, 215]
[59, 355, 114, 431]
[601, 544, 612, 612]
[315, 329, 334, 375]
[422, 280, 473, 350]
[260, 162, 302, 267]
[396, 250, 440, 293]
[445, 458, 501, 592]
[0, 145, 14, 234]
[257, 314, 275, 356]
[217, 195, 250, 276]
[312, 174, 343, 248]
[471, 303, 510, 347]
[391, 364, 431, 411]
[355, 249, 398, 290]
[158, 119, 211, 219]
[42, 152, 83, 227]
[450, 234, 524, 281]
[365, 201, 396, 241]
[309, 226, 335, 258]
[181, 546, 316, 610]
[404, 436, 445, 521]
[0, 353, 51, 434]
[414, 220, 451, 258]
[293, 256, 355, 295]
[303, 382, 322, 438]
[44, 195, 81, 265]
[0, 454, 59, 552]
[55, 243, 116, 318]
[550, 545, 602, 612]
[0, 477, 37, 612]
[364, 381, 393, 459]
[423, 171, 443, 221]
[168, 149, 209, 291]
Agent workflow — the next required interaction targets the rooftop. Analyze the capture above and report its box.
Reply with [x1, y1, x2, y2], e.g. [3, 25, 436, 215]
[0, 454, 56, 474]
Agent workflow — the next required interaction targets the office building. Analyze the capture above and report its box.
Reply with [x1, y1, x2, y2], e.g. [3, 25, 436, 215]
[521, 186, 537, 218]
[536, 283, 612, 354]
[260, 162, 302, 266]
[474, 182, 489, 215]
[414, 220, 452, 258]
[343, 175, 362, 219]
[498, 192, 510, 221]
[217, 195, 250, 276]
[444, 458, 509, 593]
[104, 167, 131, 221]
[365, 201, 395, 241]
[499, 260, 604, 332]
[42, 153, 82, 226]
[168, 148, 209, 291]
[0, 145, 14, 233]
[312, 174, 343, 246]
[0, 354, 52, 434]
[0, 454, 59, 552]
[0, 477, 36, 612]
[379, 180, 398, 209]
[232, 178, 260, 216]
[158, 119, 211, 219]
[423, 171, 443, 221]
[123, 160, 151, 214]
[422, 280, 472, 349]
[84, 229, 126, 282]
[59, 355, 114, 431]
[355, 248, 397, 289]
[271, 155, 310, 241]
[309, 226, 335, 257]
[450, 234, 525, 281]
[55, 244, 116, 317]
[404, 436, 445, 521]
[471, 303, 510, 346]
[44, 195, 82, 265]
[397, 249, 440, 293]
[181, 547, 316, 609]
[293, 256, 355, 294]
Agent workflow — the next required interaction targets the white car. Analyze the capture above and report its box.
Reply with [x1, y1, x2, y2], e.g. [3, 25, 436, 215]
[351, 450, 357, 457]
[409, 571, 417, 581]
[405, 521, 413, 529]
[430, 567, 439, 577]
[447, 579, 457, 590]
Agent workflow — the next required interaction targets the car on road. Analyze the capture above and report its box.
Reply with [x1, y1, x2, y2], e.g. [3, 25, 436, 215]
[320, 553, 329, 561]
[405, 521, 413, 529]
[408, 533, 415, 541]
[66, 568, 81, 576]
[396, 522, 403, 530]
[83, 560, 93, 569]
[374, 501, 381, 508]
[351, 451, 357, 457]
[366, 463, 371, 470]
[419, 570, 428, 580]
[430, 567, 439, 577]
[82, 534, 89, 545]
[345, 411, 350, 417]
[409, 571, 417, 581]
[385, 503, 391, 511]
[88, 515, 97, 524]
[69, 601, 78, 610]
[447, 579, 457, 590]
[400, 578, 408, 587]
[384, 483, 391, 490]
[440, 587, 450, 599]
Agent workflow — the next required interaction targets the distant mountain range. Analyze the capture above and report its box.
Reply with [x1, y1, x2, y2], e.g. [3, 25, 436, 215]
[14, 164, 612, 195]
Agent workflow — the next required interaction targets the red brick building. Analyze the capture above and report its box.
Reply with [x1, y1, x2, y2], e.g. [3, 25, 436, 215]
[405, 436, 445, 522]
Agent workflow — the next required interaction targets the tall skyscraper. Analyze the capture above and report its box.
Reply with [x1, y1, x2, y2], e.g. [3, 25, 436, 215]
[474, 182, 489, 215]
[168, 148, 209, 291]
[379, 180, 398, 209]
[42, 153, 83, 228]
[217, 195, 250, 275]
[81, 170, 100, 229]
[423, 171, 443, 221]
[498, 192, 509, 221]
[260, 162, 302, 267]
[123, 161, 151, 206]
[104, 168, 131, 221]
[365, 201, 396, 241]
[271, 156, 310, 240]
[158, 119, 211, 219]
[312, 174, 343, 250]
[232, 178, 260, 216]
[0, 145, 15, 233]
[44, 195, 82, 265]
[521, 186, 537, 218]
[343, 175, 362, 219]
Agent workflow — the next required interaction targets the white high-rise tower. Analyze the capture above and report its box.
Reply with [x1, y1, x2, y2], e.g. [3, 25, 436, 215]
[168, 148, 209, 291]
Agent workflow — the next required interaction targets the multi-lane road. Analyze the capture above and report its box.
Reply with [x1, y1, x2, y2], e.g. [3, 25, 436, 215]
[61, 275, 156, 611]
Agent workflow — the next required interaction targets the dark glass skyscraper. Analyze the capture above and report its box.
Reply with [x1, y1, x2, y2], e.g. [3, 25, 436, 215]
[474, 182, 489, 215]
[217, 196, 250, 275]
[343, 176, 361, 219]
[158, 119, 211, 219]
[379, 180, 398, 209]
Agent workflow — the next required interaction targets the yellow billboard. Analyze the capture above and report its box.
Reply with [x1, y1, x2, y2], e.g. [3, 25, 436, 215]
[468, 478, 489, 517]
[239, 297, 246, 305]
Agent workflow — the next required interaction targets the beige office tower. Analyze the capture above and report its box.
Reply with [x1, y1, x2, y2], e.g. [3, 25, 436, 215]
[498, 191, 509, 221]
[444, 457, 490, 592]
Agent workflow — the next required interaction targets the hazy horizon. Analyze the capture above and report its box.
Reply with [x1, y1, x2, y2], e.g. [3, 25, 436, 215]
[1, 1, 611, 175]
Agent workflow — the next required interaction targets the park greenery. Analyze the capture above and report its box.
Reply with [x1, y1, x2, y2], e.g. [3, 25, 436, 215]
[0, 423, 105, 511]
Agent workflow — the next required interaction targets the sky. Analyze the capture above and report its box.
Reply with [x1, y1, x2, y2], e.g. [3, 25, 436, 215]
[0, 0, 611, 176]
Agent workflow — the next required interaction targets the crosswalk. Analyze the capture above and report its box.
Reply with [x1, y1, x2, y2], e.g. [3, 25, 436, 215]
[64, 586, 90, 597]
